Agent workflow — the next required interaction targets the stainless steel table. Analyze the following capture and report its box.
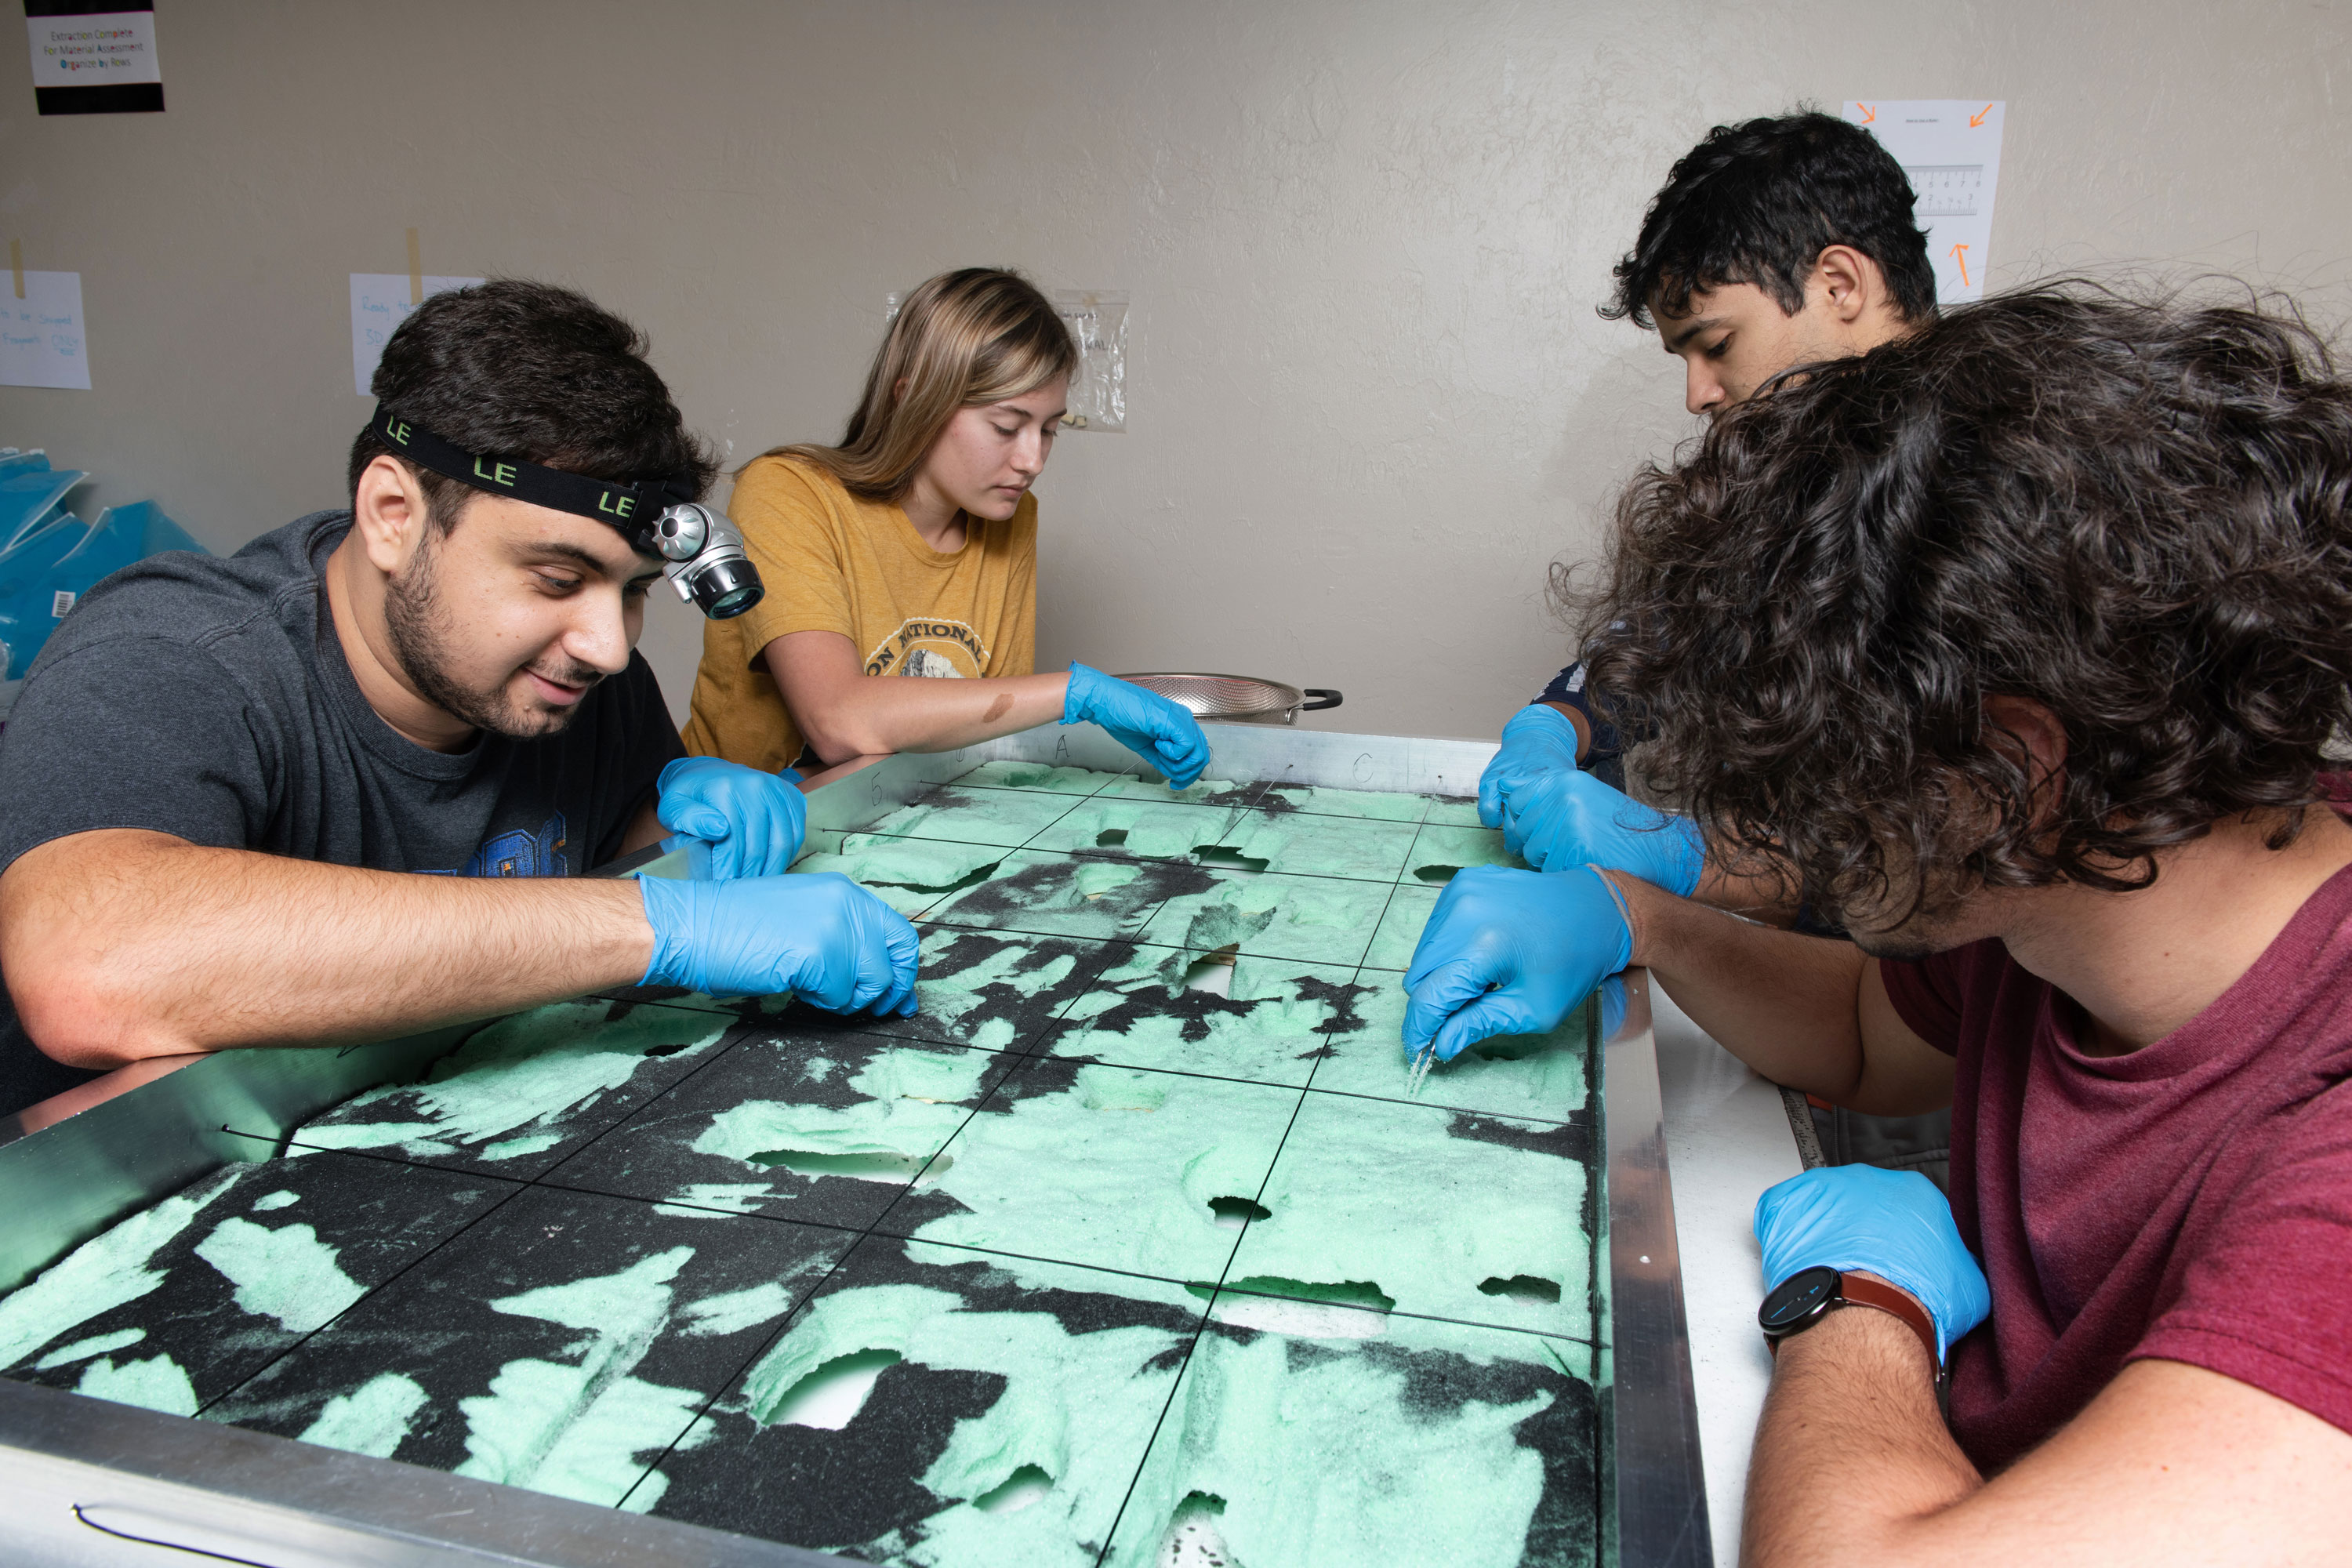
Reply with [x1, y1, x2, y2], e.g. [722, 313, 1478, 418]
[0, 721, 1750, 1566]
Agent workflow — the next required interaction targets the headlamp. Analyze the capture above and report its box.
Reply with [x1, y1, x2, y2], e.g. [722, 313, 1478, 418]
[364, 405, 764, 620]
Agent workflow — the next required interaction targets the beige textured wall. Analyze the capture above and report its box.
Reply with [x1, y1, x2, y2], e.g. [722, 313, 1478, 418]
[2, 1, 2347, 739]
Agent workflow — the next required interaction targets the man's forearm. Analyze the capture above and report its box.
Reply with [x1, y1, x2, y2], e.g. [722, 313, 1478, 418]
[1609, 873, 1871, 1098]
[1744, 1303, 1981, 1568]
[2, 830, 655, 1067]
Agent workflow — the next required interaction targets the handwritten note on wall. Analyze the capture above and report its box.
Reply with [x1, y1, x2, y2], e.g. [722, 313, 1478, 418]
[350, 274, 485, 396]
[0, 273, 93, 390]
[1845, 101, 2007, 305]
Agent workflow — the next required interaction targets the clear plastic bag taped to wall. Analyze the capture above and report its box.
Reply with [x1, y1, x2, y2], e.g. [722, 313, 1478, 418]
[1052, 290, 1127, 433]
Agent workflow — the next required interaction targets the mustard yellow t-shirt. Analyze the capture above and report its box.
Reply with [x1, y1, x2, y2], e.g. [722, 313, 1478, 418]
[682, 455, 1037, 773]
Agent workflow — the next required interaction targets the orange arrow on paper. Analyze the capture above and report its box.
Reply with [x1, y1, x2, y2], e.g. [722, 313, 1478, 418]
[1857, 102, 1877, 123]
[1969, 103, 1992, 127]
[1949, 244, 1971, 288]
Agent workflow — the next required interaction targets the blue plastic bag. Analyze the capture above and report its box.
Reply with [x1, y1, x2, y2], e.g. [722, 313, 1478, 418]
[0, 501, 209, 677]
[0, 513, 95, 679]
[0, 464, 85, 554]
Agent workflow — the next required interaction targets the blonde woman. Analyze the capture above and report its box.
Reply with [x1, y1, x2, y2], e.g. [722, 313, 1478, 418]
[684, 268, 1209, 789]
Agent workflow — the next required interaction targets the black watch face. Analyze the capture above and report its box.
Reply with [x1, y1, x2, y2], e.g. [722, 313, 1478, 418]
[1759, 1265, 1841, 1333]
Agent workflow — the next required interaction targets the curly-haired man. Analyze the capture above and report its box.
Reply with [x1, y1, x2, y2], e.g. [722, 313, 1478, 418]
[1413, 285, 2352, 1556]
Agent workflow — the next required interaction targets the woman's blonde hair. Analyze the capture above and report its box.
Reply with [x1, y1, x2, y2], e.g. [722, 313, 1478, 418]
[770, 268, 1077, 503]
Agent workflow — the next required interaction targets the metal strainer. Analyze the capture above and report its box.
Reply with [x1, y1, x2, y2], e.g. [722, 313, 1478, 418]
[1113, 673, 1344, 726]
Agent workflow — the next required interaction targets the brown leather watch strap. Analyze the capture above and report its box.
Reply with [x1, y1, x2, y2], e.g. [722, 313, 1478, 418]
[1835, 1272, 1940, 1374]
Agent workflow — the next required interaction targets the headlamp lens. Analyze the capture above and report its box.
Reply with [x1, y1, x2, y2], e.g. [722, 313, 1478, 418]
[683, 553, 764, 619]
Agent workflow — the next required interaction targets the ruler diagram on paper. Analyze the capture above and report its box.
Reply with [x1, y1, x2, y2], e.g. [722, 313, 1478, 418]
[1905, 164, 1986, 218]
[1845, 101, 2006, 303]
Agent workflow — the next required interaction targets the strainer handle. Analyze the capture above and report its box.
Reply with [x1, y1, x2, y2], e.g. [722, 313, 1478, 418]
[1302, 689, 1344, 711]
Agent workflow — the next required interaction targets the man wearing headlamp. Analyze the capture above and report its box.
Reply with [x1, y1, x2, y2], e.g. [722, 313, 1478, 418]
[0, 281, 916, 1118]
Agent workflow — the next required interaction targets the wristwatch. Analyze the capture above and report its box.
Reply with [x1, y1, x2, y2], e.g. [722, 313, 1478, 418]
[1758, 1265, 1943, 1385]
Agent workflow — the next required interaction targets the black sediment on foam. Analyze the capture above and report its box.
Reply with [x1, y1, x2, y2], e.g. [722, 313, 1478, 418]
[1188, 1276, 1398, 1312]
[870, 860, 1006, 897]
[1476, 1273, 1563, 1305]
[1445, 1112, 1597, 1165]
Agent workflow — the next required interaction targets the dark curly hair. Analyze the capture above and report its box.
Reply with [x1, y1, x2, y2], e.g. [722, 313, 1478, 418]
[1602, 110, 1936, 328]
[1572, 282, 2352, 927]
[347, 279, 717, 532]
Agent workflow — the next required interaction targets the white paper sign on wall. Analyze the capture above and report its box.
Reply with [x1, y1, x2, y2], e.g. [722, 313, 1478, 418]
[1845, 101, 2005, 304]
[0, 272, 93, 390]
[350, 274, 485, 396]
[24, 4, 164, 115]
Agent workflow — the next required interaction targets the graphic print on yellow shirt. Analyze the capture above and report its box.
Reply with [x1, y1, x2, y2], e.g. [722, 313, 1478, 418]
[683, 456, 1036, 774]
[868, 618, 991, 678]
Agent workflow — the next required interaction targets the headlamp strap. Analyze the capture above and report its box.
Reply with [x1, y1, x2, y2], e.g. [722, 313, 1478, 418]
[368, 405, 688, 546]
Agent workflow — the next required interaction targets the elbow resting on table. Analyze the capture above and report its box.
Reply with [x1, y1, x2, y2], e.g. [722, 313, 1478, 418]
[792, 702, 888, 767]
[7, 944, 205, 1070]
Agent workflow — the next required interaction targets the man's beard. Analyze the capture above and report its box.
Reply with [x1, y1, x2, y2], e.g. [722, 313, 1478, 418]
[1839, 891, 1973, 964]
[1846, 927, 1948, 964]
[382, 537, 602, 741]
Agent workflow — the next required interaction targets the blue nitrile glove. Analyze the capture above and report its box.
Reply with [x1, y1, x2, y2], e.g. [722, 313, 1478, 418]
[1403, 865, 1632, 1063]
[1755, 1164, 1991, 1363]
[655, 757, 808, 880]
[1481, 708, 1704, 892]
[1508, 768, 1706, 893]
[1479, 703, 1583, 829]
[1065, 662, 1213, 790]
[638, 873, 919, 1016]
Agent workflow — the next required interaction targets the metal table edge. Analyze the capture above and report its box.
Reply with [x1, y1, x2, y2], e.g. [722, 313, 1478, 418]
[1606, 968, 1714, 1567]
[0, 1376, 850, 1566]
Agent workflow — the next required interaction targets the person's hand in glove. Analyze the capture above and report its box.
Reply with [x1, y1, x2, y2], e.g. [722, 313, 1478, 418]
[1508, 766, 1706, 892]
[637, 873, 919, 1016]
[1479, 708, 1705, 891]
[1479, 703, 1583, 833]
[1064, 662, 1213, 790]
[655, 757, 807, 880]
[1755, 1164, 1991, 1363]
[1403, 865, 1632, 1064]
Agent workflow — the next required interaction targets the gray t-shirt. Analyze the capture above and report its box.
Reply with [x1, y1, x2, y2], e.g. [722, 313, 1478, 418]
[0, 510, 683, 1115]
